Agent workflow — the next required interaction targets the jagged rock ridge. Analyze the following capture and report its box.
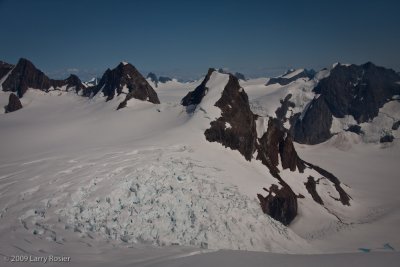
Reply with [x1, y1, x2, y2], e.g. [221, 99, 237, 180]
[86, 62, 159, 109]
[266, 69, 315, 86]
[1, 58, 86, 97]
[292, 62, 400, 144]
[181, 68, 215, 107]
[182, 70, 350, 225]
[1, 58, 161, 112]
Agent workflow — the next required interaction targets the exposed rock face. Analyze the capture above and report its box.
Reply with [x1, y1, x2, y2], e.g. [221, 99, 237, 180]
[91, 62, 160, 107]
[204, 75, 258, 161]
[266, 69, 315, 86]
[380, 134, 394, 143]
[1, 58, 86, 97]
[293, 96, 333, 145]
[64, 74, 85, 93]
[291, 62, 400, 144]
[275, 94, 295, 122]
[2, 58, 52, 97]
[0, 61, 14, 81]
[303, 161, 351, 206]
[187, 70, 350, 225]
[257, 118, 305, 176]
[0, 58, 158, 109]
[255, 119, 305, 225]
[314, 62, 400, 123]
[5, 93, 23, 113]
[257, 184, 297, 226]
[304, 176, 323, 205]
[346, 125, 363, 135]
[52, 74, 85, 93]
[181, 68, 215, 107]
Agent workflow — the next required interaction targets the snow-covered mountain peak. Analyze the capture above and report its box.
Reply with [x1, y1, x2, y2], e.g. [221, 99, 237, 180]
[181, 69, 351, 226]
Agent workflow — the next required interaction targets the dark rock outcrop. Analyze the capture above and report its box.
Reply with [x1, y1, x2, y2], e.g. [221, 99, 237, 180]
[257, 118, 305, 176]
[204, 75, 258, 161]
[345, 125, 363, 135]
[64, 74, 85, 93]
[314, 62, 400, 123]
[190, 70, 349, 225]
[181, 68, 215, 107]
[0, 61, 14, 81]
[5, 93, 23, 113]
[52, 74, 85, 93]
[303, 161, 351, 206]
[275, 94, 295, 122]
[380, 134, 394, 143]
[1, 58, 158, 109]
[266, 69, 315, 86]
[91, 62, 160, 107]
[257, 184, 297, 226]
[293, 96, 333, 145]
[2, 58, 52, 97]
[1, 58, 86, 97]
[291, 62, 400, 145]
[304, 176, 324, 205]
[392, 121, 400, 130]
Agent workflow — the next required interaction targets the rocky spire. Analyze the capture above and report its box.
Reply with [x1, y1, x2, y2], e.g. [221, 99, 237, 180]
[90, 62, 160, 108]
[5, 93, 23, 113]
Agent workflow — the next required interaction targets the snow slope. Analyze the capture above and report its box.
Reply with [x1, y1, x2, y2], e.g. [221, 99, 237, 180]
[0, 70, 399, 266]
[241, 69, 400, 252]
[151, 79, 201, 103]
[0, 82, 311, 258]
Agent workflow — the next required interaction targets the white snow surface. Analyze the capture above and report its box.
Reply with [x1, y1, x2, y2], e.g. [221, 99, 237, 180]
[242, 74, 317, 121]
[0, 71, 399, 265]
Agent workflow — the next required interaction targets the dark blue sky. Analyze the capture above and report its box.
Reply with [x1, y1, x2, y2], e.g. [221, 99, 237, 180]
[1, 0, 399, 80]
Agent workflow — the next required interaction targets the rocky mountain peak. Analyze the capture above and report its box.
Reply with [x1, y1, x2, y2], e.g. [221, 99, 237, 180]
[181, 68, 215, 107]
[204, 74, 258, 161]
[2, 58, 52, 97]
[313, 62, 400, 123]
[292, 62, 400, 145]
[1, 58, 86, 97]
[184, 70, 351, 225]
[90, 62, 160, 108]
